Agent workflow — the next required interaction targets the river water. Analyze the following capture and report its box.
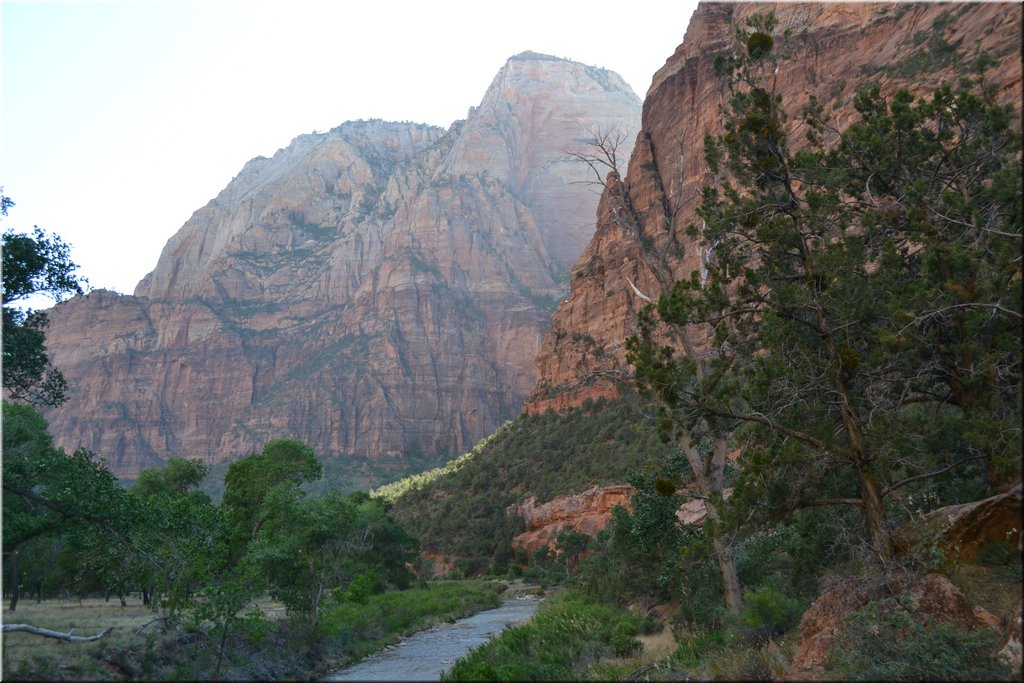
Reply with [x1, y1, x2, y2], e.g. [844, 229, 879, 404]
[323, 596, 541, 681]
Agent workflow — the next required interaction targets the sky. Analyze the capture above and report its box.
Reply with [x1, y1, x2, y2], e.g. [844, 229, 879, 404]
[1, 0, 699, 301]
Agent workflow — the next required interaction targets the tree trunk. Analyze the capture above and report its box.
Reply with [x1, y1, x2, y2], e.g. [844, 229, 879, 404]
[212, 618, 231, 681]
[681, 430, 744, 613]
[713, 533, 744, 613]
[8, 550, 20, 612]
[859, 470, 894, 561]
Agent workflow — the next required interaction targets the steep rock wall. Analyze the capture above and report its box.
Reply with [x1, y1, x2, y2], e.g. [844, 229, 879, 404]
[526, 1, 1022, 412]
[43, 53, 641, 477]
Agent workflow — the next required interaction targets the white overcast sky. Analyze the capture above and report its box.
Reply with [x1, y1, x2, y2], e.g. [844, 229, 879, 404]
[1, 0, 698, 298]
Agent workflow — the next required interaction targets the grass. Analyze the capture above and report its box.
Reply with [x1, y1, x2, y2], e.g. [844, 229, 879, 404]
[949, 550, 1023, 621]
[2, 582, 506, 681]
[2, 596, 162, 677]
[441, 590, 660, 681]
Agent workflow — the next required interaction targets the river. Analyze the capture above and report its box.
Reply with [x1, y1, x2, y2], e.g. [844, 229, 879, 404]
[323, 596, 541, 681]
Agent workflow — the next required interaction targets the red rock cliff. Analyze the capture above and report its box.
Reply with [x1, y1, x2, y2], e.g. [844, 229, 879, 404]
[526, 2, 1022, 413]
[42, 53, 641, 477]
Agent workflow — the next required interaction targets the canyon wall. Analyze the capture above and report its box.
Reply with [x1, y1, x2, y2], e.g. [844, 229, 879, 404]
[43, 52, 641, 477]
[526, 1, 1022, 412]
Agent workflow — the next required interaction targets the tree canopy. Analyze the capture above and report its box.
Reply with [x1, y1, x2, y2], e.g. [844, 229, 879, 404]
[1, 189, 87, 406]
[627, 16, 1021, 562]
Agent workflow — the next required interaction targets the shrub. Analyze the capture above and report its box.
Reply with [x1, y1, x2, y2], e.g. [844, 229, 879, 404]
[739, 582, 804, 635]
[345, 570, 384, 603]
[826, 598, 1012, 681]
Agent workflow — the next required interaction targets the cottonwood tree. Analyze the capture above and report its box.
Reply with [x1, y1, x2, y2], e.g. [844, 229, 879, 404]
[1, 402, 139, 610]
[628, 15, 1021, 566]
[221, 438, 322, 563]
[1, 191, 87, 406]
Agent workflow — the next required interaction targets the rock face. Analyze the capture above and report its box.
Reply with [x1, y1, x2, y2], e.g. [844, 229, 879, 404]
[43, 53, 640, 477]
[787, 486, 1024, 678]
[893, 484, 1023, 564]
[506, 484, 634, 556]
[525, 1, 1023, 412]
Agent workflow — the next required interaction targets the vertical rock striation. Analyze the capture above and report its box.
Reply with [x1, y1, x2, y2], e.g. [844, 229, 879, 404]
[525, 1, 1022, 413]
[43, 52, 641, 478]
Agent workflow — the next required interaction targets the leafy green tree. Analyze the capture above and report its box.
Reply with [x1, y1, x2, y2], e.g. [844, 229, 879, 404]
[130, 457, 219, 609]
[1, 190, 87, 406]
[250, 490, 415, 627]
[628, 17, 1021, 564]
[221, 438, 322, 562]
[2, 401, 138, 609]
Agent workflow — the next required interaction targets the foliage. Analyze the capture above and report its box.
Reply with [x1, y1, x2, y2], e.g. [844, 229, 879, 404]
[1, 190, 87, 406]
[738, 581, 804, 634]
[317, 580, 505, 660]
[2, 402, 142, 610]
[249, 490, 415, 626]
[384, 395, 678, 573]
[826, 597, 1012, 680]
[442, 592, 654, 681]
[577, 470, 689, 604]
[627, 17, 1021, 564]
[221, 438, 322, 562]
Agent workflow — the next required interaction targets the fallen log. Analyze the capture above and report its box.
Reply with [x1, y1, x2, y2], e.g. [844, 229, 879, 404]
[2, 623, 112, 642]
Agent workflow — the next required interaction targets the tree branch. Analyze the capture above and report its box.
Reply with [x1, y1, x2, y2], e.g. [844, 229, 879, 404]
[885, 453, 990, 495]
[3, 624, 112, 642]
[799, 497, 864, 508]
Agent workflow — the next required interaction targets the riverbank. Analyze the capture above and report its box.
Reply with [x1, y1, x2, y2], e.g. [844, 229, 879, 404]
[325, 595, 542, 680]
[2, 580, 514, 680]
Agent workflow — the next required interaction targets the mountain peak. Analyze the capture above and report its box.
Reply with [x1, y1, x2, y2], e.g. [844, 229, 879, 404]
[41, 51, 641, 479]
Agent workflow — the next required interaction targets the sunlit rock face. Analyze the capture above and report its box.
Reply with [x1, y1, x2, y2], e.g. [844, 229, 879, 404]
[525, 1, 1022, 413]
[44, 52, 641, 478]
[506, 485, 636, 556]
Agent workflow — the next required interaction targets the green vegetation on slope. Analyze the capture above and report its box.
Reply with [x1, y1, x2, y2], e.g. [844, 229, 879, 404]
[380, 394, 680, 574]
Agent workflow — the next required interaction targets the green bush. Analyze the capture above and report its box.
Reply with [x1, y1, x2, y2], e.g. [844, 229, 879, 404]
[443, 592, 645, 681]
[611, 621, 643, 657]
[672, 628, 731, 668]
[826, 598, 1012, 681]
[345, 570, 384, 603]
[739, 582, 804, 635]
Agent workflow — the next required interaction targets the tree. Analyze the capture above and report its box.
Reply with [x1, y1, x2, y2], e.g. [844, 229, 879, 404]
[221, 438, 322, 563]
[2, 401, 139, 610]
[249, 488, 415, 628]
[2, 190, 87, 406]
[628, 15, 1021, 565]
[130, 457, 218, 608]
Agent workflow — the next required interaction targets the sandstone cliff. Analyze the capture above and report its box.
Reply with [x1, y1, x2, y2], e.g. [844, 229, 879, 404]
[43, 53, 640, 477]
[506, 484, 635, 556]
[525, 1, 1022, 412]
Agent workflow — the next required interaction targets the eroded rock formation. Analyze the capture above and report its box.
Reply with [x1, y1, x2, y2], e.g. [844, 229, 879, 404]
[43, 53, 641, 477]
[506, 484, 634, 556]
[526, 1, 1022, 412]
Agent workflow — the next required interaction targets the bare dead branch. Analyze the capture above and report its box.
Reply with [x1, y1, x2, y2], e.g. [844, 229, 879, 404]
[3, 624, 112, 642]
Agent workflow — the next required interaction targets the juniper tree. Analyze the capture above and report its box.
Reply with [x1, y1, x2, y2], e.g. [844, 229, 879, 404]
[628, 17, 1021, 564]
